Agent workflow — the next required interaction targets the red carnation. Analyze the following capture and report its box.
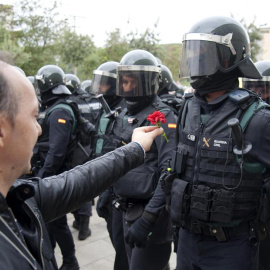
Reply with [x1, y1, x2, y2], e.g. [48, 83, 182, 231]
[147, 111, 169, 142]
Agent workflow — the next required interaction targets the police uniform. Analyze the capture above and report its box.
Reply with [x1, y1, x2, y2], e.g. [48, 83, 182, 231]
[35, 97, 79, 268]
[168, 90, 270, 270]
[111, 95, 177, 270]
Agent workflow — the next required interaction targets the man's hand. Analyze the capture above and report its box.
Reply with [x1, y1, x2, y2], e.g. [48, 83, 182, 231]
[131, 126, 164, 152]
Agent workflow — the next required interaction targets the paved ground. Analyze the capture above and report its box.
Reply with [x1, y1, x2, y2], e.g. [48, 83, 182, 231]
[55, 199, 177, 269]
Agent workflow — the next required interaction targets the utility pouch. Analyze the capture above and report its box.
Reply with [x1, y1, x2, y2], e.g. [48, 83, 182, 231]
[190, 185, 212, 222]
[210, 189, 235, 223]
[160, 172, 177, 195]
[259, 179, 270, 222]
[170, 179, 190, 226]
[171, 149, 188, 174]
[160, 171, 177, 210]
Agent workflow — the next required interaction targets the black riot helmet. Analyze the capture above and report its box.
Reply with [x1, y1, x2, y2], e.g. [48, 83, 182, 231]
[179, 16, 261, 92]
[35, 65, 71, 95]
[65, 73, 81, 93]
[27, 76, 35, 87]
[158, 64, 181, 93]
[90, 61, 119, 96]
[116, 49, 161, 97]
[81, 80, 93, 95]
[243, 60, 270, 103]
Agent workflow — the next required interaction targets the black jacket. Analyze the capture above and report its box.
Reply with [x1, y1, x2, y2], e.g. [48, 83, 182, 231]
[0, 142, 144, 269]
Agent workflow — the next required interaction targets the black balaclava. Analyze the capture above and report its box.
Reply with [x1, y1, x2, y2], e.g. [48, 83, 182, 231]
[190, 70, 240, 97]
[125, 94, 156, 115]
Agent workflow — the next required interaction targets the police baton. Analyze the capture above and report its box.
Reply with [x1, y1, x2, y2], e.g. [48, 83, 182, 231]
[96, 94, 116, 118]
[227, 118, 252, 155]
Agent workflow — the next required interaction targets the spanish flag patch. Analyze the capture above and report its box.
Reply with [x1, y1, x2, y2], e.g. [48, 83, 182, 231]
[168, 123, 177, 129]
[58, 119, 66, 124]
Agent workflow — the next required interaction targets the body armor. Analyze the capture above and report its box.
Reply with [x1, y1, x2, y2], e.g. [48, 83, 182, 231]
[170, 90, 269, 227]
[113, 96, 170, 200]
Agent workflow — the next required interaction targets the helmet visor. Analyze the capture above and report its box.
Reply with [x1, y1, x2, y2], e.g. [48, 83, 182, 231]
[90, 70, 117, 96]
[116, 65, 161, 97]
[243, 77, 270, 102]
[180, 33, 236, 78]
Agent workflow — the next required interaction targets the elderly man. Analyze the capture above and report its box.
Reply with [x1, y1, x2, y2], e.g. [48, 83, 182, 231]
[0, 61, 163, 270]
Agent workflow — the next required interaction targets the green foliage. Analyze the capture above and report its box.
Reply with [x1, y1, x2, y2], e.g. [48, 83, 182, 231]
[56, 29, 95, 75]
[0, 3, 264, 81]
[157, 43, 181, 82]
[127, 27, 161, 56]
[103, 28, 130, 62]
[241, 20, 263, 62]
[13, 0, 66, 48]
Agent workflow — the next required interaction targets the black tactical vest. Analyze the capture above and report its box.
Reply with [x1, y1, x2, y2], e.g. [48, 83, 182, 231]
[113, 96, 170, 201]
[31, 99, 77, 173]
[94, 99, 126, 157]
[171, 92, 268, 225]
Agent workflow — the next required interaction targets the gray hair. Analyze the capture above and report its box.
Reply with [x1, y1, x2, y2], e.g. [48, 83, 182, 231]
[0, 61, 19, 125]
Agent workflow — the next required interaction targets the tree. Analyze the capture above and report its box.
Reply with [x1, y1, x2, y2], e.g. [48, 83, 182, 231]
[0, 4, 30, 67]
[241, 19, 262, 62]
[103, 28, 130, 62]
[127, 27, 161, 56]
[13, 0, 66, 48]
[57, 29, 95, 75]
[158, 43, 181, 83]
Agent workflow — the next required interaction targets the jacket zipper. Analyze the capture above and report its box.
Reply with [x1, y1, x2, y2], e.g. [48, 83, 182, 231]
[194, 122, 204, 185]
[25, 202, 45, 270]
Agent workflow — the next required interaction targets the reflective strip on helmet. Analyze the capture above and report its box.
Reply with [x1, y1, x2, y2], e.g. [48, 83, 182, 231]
[118, 65, 161, 73]
[93, 70, 117, 78]
[183, 33, 236, 55]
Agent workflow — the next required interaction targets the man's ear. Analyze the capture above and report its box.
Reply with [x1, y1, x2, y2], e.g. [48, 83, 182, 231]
[0, 115, 9, 148]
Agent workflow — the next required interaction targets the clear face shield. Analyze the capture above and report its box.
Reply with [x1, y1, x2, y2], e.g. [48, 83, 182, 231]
[90, 70, 117, 96]
[243, 77, 270, 102]
[179, 33, 237, 79]
[116, 65, 161, 97]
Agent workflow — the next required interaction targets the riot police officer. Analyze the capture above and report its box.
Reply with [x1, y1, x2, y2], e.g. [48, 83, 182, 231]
[243, 60, 270, 104]
[65, 73, 95, 241]
[33, 65, 79, 270]
[91, 61, 129, 270]
[157, 64, 183, 113]
[242, 60, 270, 270]
[168, 16, 270, 270]
[112, 49, 177, 270]
[81, 79, 92, 94]
[80, 79, 101, 124]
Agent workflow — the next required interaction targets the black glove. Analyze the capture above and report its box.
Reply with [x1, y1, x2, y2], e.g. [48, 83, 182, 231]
[125, 214, 156, 248]
[96, 189, 111, 219]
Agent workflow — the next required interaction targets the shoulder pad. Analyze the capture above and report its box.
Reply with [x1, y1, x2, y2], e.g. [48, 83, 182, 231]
[229, 89, 250, 105]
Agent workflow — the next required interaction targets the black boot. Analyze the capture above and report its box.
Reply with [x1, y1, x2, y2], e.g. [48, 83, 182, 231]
[72, 214, 80, 230]
[78, 216, 91, 240]
[59, 255, 79, 270]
